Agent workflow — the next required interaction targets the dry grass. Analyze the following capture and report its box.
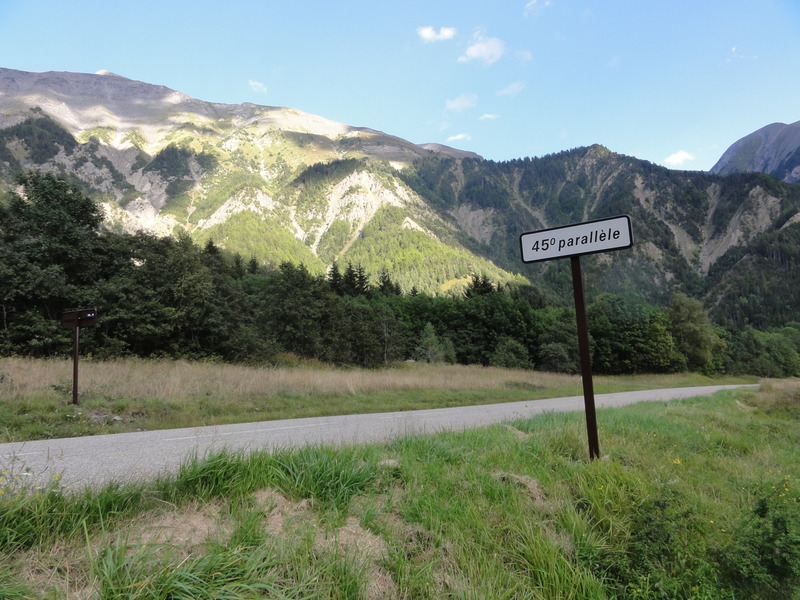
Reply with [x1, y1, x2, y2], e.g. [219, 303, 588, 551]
[0, 357, 756, 443]
[747, 378, 800, 415]
[0, 357, 584, 399]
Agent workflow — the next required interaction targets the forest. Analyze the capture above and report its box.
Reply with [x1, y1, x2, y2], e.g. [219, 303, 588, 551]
[1, 171, 798, 377]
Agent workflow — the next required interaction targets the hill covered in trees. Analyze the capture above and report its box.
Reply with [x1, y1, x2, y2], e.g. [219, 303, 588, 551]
[2, 68, 800, 372]
[1, 68, 800, 331]
[2, 172, 798, 377]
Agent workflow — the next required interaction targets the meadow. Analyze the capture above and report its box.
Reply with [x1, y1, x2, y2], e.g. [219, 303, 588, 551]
[0, 357, 754, 442]
[0, 359, 797, 599]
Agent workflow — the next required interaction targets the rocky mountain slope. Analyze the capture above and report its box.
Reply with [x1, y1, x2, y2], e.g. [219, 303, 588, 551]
[711, 120, 800, 184]
[1, 67, 799, 326]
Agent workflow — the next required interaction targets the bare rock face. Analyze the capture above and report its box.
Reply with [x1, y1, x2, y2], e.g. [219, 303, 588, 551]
[0, 67, 195, 129]
[1, 67, 798, 305]
[710, 120, 800, 184]
[0, 67, 473, 159]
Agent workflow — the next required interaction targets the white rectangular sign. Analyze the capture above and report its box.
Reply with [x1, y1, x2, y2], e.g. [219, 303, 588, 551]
[519, 215, 633, 263]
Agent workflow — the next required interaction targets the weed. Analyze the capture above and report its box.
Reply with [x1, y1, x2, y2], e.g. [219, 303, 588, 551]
[0, 561, 33, 600]
[718, 479, 800, 599]
[270, 446, 377, 515]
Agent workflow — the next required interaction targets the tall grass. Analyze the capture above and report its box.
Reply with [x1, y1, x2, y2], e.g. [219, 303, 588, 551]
[0, 357, 755, 442]
[0, 364, 791, 599]
[0, 383, 800, 600]
[0, 357, 585, 397]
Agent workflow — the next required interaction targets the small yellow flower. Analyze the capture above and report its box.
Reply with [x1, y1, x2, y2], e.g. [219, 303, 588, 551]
[672, 458, 681, 465]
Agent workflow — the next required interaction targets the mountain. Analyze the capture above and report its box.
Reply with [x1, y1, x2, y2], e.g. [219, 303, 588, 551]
[1, 67, 799, 328]
[711, 120, 800, 184]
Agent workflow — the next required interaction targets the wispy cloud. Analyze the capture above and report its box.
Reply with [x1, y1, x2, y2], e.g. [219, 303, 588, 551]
[417, 26, 456, 42]
[480, 113, 500, 120]
[524, 0, 552, 17]
[516, 50, 533, 62]
[445, 93, 478, 112]
[664, 150, 695, 167]
[497, 81, 525, 96]
[248, 80, 268, 95]
[447, 133, 472, 142]
[458, 32, 505, 65]
[726, 45, 757, 63]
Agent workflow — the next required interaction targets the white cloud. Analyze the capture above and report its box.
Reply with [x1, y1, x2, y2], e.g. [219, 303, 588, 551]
[480, 113, 500, 120]
[447, 133, 472, 142]
[497, 81, 525, 96]
[248, 80, 268, 94]
[525, 0, 552, 17]
[458, 32, 505, 65]
[664, 150, 695, 167]
[417, 26, 456, 42]
[516, 50, 533, 62]
[445, 93, 478, 112]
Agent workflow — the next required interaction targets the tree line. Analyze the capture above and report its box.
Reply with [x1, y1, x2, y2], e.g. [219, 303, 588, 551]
[1, 171, 798, 377]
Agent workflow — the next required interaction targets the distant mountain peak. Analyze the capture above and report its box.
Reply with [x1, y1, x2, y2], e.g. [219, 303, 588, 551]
[1, 67, 799, 316]
[710, 119, 800, 183]
[418, 143, 482, 160]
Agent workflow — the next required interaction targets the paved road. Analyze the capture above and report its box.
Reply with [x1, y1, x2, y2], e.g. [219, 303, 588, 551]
[0, 385, 756, 491]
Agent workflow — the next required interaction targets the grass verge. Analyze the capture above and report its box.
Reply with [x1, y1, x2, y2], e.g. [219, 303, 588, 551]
[0, 381, 797, 599]
[0, 357, 755, 442]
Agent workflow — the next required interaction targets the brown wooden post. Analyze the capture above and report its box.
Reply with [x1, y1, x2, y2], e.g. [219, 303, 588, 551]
[72, 326, 80, 405]
[520, 216, 632, 462]
[570, 256, 600, 460]
[59, 309, 97, 406]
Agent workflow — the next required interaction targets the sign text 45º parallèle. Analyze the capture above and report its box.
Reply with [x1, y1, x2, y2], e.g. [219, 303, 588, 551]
[518, 215, 633, 460]
[519, 215, 633, 264]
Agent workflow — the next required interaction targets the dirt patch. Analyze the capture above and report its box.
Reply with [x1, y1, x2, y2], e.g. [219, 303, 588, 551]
[501, 424, 531, 440]
[253, 488, 315, 535]
[255, 488, 399, 599]
[128, 500, 227, 552]
[494, 471, 547, 508]
[18, 542, 95, 600]
[315, 516, 399, 599]
[316, 516, 388, 562]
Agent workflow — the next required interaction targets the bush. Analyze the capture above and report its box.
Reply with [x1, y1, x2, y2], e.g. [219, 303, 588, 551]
[489, 336, 533, 369]
[719, 483, 800, 599]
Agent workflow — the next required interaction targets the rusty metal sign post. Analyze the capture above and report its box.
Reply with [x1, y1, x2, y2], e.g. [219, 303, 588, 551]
[59, 309, 97, 405]
[520, 216, 633, 460]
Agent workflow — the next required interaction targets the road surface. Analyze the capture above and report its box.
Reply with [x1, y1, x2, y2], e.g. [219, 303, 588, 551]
[0, 385, 756, 491]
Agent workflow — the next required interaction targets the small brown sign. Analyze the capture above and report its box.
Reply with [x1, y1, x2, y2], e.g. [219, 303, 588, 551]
[60, 308, 98, 329]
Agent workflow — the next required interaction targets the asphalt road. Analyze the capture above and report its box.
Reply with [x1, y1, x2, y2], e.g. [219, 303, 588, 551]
[0, 385, 756, 491]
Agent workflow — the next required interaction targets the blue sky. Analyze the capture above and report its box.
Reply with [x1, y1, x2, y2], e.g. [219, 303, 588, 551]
[1, 0, 798, 171]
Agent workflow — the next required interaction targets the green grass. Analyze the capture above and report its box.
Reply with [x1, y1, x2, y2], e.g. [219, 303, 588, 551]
[0, 358, 755, 442]
[0, 382, 797, 599]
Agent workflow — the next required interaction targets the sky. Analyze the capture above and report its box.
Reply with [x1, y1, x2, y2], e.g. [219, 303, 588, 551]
[1, 0, 798, 171]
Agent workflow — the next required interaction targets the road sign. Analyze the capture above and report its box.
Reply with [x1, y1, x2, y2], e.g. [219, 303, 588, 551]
[519, 215, 634, 460]
[58, 308, 97, 405]
[519, 215, 633, 264]
[60, 308, 97, 329]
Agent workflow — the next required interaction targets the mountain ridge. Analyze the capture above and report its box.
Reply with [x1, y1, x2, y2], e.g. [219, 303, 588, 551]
[1, 67, 799, 326]
[711, 119, 800, 184]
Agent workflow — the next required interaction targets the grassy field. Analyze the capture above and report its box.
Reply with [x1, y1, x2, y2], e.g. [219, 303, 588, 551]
[0, 357, 756, 442]
[0, 359, 797, 599]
